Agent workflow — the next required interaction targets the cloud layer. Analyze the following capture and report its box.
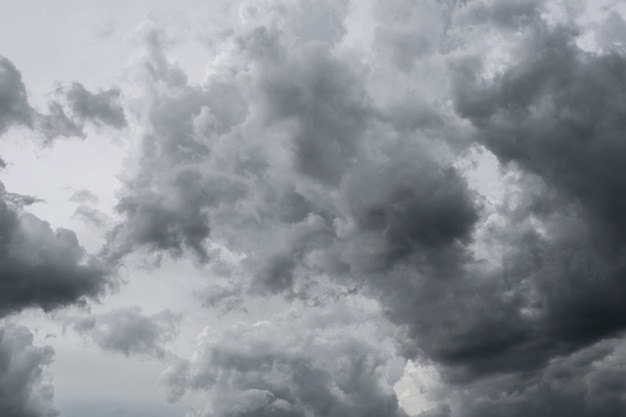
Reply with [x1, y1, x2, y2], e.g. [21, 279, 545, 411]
[4, 0, 626, 416]
[111, 1, 626, 415]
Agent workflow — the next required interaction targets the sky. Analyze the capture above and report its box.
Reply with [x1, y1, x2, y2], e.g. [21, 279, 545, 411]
[1, 0, 626, 416]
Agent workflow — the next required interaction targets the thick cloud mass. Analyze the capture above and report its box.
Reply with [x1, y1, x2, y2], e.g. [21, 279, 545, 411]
[435, 2, 626, 372]
[162, 300, 407, 417]
[0, 323, 58, 417]
[0, 182, 112, 316]
[95, 1, 626, 416]
[5, 0, 626, 416]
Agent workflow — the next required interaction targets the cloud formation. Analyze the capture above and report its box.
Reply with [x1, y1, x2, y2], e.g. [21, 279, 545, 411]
[64, 82, 127, 129]
[5, 0, 626, 416]
[0, 182, 113, 317]
[0, 323, 57, 417]
[0, 55, 127, 141]
[0, 56, 33, 134]
[0, 51, 129, 417]
[99, 1, 626, 415]
[70, 307, 182, 359]
[162, 299, 407, 417]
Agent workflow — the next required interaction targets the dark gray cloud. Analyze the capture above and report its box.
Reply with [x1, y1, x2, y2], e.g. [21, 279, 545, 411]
[80, 1, 626, 416]
[69, 307, 181, 359]
[342, 2, 626, 416]
[0, 323, 58, 417]
[453, 24, 626, 251]
[429, 337, 626, 417]
[431, 6, 626, 376]
[0, 181, 113, 317]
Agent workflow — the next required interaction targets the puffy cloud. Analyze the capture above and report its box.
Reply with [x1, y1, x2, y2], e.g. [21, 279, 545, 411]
[0, 181, 113, 317]
[69, 307, 182, 359]
[161, 299, 407, 417]
[0, 323, 58, 417]
[102, 23, 250, 264]
[84, 1, 626, 416]
[105, 5, 477, 278]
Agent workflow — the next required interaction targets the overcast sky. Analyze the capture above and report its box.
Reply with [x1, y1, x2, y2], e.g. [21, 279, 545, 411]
[2, 0, 626, 416]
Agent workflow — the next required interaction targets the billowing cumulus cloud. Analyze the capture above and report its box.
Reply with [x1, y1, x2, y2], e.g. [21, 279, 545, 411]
[420, 0, 626, 376]
[0, 323, 58, 417]
[4, 0, 626, 416]
[161, 299, 407, 417]
[96, 1, 626, 416]
[69, 307, 182, 359]
[105, 4, 478, 284]
[0, 182, 113, 317]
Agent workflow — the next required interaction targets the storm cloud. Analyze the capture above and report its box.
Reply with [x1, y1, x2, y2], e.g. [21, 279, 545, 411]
[4, 0, 626, 416]
[0, 182, 113, 317]
[109, 1, 626, 415]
